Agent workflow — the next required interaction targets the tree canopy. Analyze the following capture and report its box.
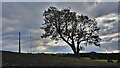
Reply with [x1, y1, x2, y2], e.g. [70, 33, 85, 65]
[41, 7, 101, 55]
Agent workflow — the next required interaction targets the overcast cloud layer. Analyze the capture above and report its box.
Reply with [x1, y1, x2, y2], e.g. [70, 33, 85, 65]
[2, 0, 120, 2]
[2, 2, 119, 53]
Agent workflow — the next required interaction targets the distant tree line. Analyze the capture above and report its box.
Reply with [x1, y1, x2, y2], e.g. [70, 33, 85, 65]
[36, 52, 119, 60]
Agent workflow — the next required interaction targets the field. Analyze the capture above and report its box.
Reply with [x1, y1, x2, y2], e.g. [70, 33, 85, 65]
[2, 51, 120, 67]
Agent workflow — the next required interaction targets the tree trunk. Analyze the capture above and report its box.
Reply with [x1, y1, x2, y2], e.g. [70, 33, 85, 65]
[71, 45, 77, 55]
[76, 50, 80, 58]
[76, 43, 80, 57]
[77, 44, 79, 55]
[70, 45, 80, 57]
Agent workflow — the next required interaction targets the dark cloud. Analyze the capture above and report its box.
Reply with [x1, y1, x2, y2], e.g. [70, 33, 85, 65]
[88, 2, 118, 17]
[104, 19, 116, 23]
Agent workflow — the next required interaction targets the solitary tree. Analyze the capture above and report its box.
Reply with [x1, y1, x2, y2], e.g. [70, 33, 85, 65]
[41, 7, 101, 56]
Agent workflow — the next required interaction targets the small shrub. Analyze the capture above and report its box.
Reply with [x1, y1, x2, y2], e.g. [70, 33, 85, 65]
[118, 60, 120, 63]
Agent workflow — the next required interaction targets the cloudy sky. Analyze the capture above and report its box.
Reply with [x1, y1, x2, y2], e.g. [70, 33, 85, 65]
[2, 2, 119, 53]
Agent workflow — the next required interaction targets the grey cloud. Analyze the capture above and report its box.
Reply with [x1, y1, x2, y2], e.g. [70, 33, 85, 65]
[2, 2, 119, 53]
[32, 44, 72, 53]
[101, 41, 118, 51]
[2, 0, 120, 2]
[99, 23, 118, 36]
[104, 19, 116, 23]
[88, 2, 118, 17]
[2, 40, 18, 52]
[46, 46, 72, 53]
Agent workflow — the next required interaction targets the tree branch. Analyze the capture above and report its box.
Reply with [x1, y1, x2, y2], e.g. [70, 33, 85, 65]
[55, 19, 72, 46]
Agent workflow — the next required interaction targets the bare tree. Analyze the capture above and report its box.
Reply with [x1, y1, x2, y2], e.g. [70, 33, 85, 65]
[41, 7, 101, 56]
